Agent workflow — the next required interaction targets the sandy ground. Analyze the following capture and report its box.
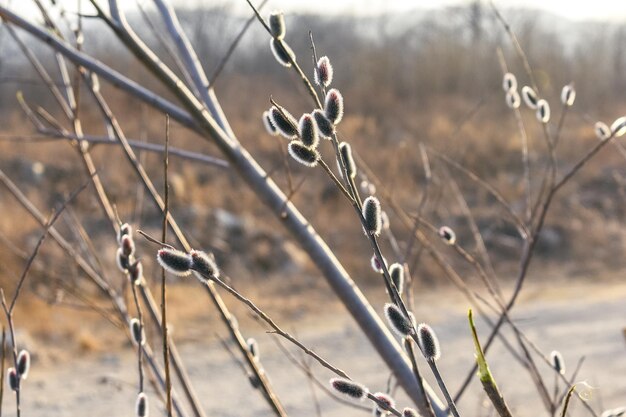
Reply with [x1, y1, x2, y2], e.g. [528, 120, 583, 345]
[5, 280, 626, 417]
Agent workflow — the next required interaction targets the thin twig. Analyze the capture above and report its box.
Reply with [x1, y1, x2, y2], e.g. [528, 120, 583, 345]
[0, 327, 6, 417]
[209, 0, 269, 87]
[162, 115, 174, 417]
[189, 270, 403, 417]
[0, 179, 88, 417]
[269, 336, 370, 412]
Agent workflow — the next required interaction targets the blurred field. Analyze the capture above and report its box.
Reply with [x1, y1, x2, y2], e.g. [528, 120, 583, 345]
[0, 1, 625, 416]
[11, 278, 626, 417]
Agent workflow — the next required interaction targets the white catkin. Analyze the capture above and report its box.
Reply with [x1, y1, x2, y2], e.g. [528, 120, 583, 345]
[502, 72, 517, 93]
[561, 84, 576, 106]
[611, 116, 626, 137]
[521, 86, 539, 109]
[536, 99, 550, 123]
[595, 121, 611, 140]
[506, 89, 521, 109]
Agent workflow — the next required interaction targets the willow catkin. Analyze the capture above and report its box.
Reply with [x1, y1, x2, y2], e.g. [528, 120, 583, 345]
[384, 303, 413, 336]
[388, 263, 404, 295]
[506, 89, 521, 109]
[550, 350, 565, 375]
[362, 196, 382, 236]
[298, 113, 319, 148]
[130, 318, 145, 346]
[595, 121, 611, 140]
[403, 408, 419, 417]
[156, 248, 192, 276]
[7, 368, 18, 391]
[561, 84, 576, 106]
[269, 106, 298, 139]
[269, 39, 295, 67]
[324, 88, 344, 125]
[611, 116, 626, 137]
[136, 392, 149, 417]
[268, 11, 285, 40]
[128, 260, 144, 286]
[118, 223, 132, 244]
[288, 141, 320, 167]
[16, 350, 30, 380]
[314, 56, 333, 87]
[370, 254, 387, 274]
[262, 111, 279, 136]
[116, 248, 130, 272]
[313, 109, 335, 138]
[536, 99, 551, 123]
[438, 226, 456, 245]
[121, 234, 135, 257]
[502, 72, 517, 92]
[521, 86, 539, 109]
[190, 249, 219, 279]
[330, 378, 367, 400]
[338, 142, 357, 179]
[417, 323, 441, 361]
[372, 392, 396, 413]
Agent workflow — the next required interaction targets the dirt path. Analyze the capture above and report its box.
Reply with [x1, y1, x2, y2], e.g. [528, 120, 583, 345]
[7, 281, 626, 417]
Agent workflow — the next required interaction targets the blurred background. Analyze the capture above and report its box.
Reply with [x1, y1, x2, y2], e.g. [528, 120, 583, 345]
[2, 0, 626, 287]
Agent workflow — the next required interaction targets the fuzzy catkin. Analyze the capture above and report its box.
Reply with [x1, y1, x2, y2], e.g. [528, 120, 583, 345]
[417, 323, 441, 361]
[611, 116, 626, 137]
[362, 196, 382, 236]
[190, 250, 219, 279]
[121, 235, 135, 257]
[373, 392, 396, 413]
[502, 72, 517, 92]
[438, 226, 456, 245]
[338, 142, 357, 179]
[128, 261, 144, 285]
[384, 303, 413, 336]
[595, 121, 611, 140]
[288, 141, 320, 167]
[157, 248, 192, 276]
[314, 56, 333, 87]
[561, 84, 576, 106]
[370, 255, 387, 274]
[536, 99, 550, 123]
[269, 39, 295, 67]
[16, 350, 30, 379]
[118, 223, 132, 244]
[7, 368, 18, 391]
[521, 86, 538, 109]
[262, 111, 279, 136]
[389, 263, 404, 295]
[330, 378, 367, 400]
[268, 11, 286, 40]
[403, 408, 419, 417]
[269, 106, 298, 139]
[313, 109, 335, 138]
[116, 248, 130, 272]
[136, 392, 149, 417]
[506, 90, 521, 109]
[130, 318, 145, 346]
[298, 113, 319, 148]
[550, 350, 565, 375]
[324, 89, 344, 125]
